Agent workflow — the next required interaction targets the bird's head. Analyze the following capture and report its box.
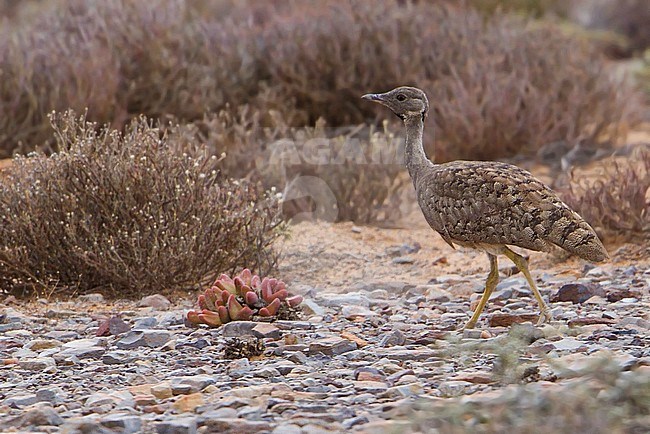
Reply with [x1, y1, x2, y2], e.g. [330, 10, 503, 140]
[362, 86, 429, 121]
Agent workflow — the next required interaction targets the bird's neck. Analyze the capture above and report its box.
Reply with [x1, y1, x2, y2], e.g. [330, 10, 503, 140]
[403, 115, 431, 185]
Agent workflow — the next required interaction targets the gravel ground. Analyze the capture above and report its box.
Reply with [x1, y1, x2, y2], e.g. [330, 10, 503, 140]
[1, 219, 649, 433]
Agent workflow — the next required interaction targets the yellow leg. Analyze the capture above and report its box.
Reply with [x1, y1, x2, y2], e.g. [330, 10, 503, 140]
[503, 247, 552, 325]
[464, 254, 499, 330]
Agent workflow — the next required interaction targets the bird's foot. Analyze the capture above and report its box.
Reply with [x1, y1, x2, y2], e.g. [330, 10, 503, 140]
[536, 308, 553, 325]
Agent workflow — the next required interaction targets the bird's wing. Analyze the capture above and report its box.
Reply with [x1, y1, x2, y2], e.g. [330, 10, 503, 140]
[415, 161, 605, 259]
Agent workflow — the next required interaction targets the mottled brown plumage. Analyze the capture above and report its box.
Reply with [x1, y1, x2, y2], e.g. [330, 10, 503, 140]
[362, 86, 608, 329]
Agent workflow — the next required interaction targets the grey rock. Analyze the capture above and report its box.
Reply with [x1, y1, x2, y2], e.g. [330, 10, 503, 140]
[36, 387, 65, 405]
[254, 367, 282, 378]
[552, 338, 589, 351]
[489, 288, 513, 301]
[55, 345, 106, 361]
[78, 293, 105, 303]
[341, 305, 378, 319]
[252, 323, 281, 339]
[6, 404, 64, 427]
[272, 423, 303, 434]
[85, 390, 134, 409]
[309, 337, 357, 356]
[342, 415, 370, 429]
[552, 283, 605, 304]
[18, 357, 56, 371]
[116, 330, 171, 349]
[438, 380, 474, 397]
[102, 350, 137, 365]
[133, 317, 158, 329]
[138, 294, 172, 310]
[317, 293, 370, 308]
[619, 317, 650, 329]
[156, 417, 197, 434]
[392, 256, 414, 264]
[202, 418, 272, 433]
[4, 393, 39, 407]
[169, 375, 215, 394]
[222, 321, 257, 337]
[100, 413, 142, 433]
[378, 330, 406, 347]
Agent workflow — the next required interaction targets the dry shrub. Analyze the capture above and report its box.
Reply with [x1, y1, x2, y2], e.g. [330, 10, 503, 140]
[256, 1, 637, 161]
[0, 0, 259, 157]
[573, 0, 650, 56]
[560, 146, 650, 239]
[178, 110, 407, 224]
[0, 0, 638, 164]
[0, 111, 284, 298]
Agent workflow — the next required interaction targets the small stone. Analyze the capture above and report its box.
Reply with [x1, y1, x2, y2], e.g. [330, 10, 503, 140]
[222, 321, 257, 337]
[353, 380, 388, 393]
[551, 338, 588, 351]
[341, 305, 378, 319]
[6, 405, 64, 427]
[151, 383, 173, 400]
[308, 337, 357, 356]
[488, 313, 538, 327]
[134, 317, 159, 329]
[272, 423, 303, 434]
[351, 226, 362, 233]
[134, 394, 157, 406]
[342, 415, 369, 429]
[438, 380, 474, 397]
[340, 331, 369, 348]
[584, 295, 608, 305]
[169, 375, 215, 394]
[100, 413, 142, 433]
[489, 289, 513, 301]
[116, 330, 171, 349]
[619, 317, 650, 329]
[378, 329, 406, 347]
[24, 339, 62, 351]
[252, 323, 281, 339]
[18, 357, 56, 371]
[4, 393, 39, 407]
[552, 283, 605, 304]
[97, 316, 132, 336]
[85, 390, 134, 409]
[78, 293, 105, 303]
[355, 367, 385, 382]
[139, 294, 172, 310]
[382, 383, 423, 398]
[392, 256, 414, 264]
[156, 417, 197, 434]
[173, 393, 204, 413]
[102, 350, 136, 365]
[202, 419, 271, 433]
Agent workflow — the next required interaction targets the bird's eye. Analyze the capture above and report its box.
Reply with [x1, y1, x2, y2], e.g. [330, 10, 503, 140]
[396, 94, 406, 102]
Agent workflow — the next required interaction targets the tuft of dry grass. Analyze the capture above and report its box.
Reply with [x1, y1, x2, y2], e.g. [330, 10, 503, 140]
[0, 111, 284, 298]
[560, 146, 650, 240]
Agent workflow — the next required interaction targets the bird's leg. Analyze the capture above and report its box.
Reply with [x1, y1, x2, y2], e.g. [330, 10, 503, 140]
[464, 253, 498, 330]
[503, 247, 552, 325]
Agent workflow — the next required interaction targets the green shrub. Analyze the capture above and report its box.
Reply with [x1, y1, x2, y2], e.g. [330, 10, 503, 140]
[0, 111, 284, 298]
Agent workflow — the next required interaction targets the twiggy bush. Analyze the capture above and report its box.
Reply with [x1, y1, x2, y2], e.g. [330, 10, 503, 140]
[259, 2, 636, 161]
[180, 110, 408, 224]
[560, 147, 650, 240]
[0, 111, 284, 297]
[0, 0, 259, 157]
[0, 0, 638, 163]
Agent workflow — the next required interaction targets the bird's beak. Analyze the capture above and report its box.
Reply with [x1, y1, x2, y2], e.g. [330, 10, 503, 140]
[361, 93, 382, 101]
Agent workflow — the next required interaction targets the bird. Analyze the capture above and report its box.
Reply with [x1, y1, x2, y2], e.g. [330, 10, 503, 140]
[362, 86, 608, 329]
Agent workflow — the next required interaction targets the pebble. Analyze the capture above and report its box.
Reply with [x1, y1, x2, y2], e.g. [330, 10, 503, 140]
[116, 330, 171, 349]
[139, 294, 172, 310]
[1, 255, 647, 433]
